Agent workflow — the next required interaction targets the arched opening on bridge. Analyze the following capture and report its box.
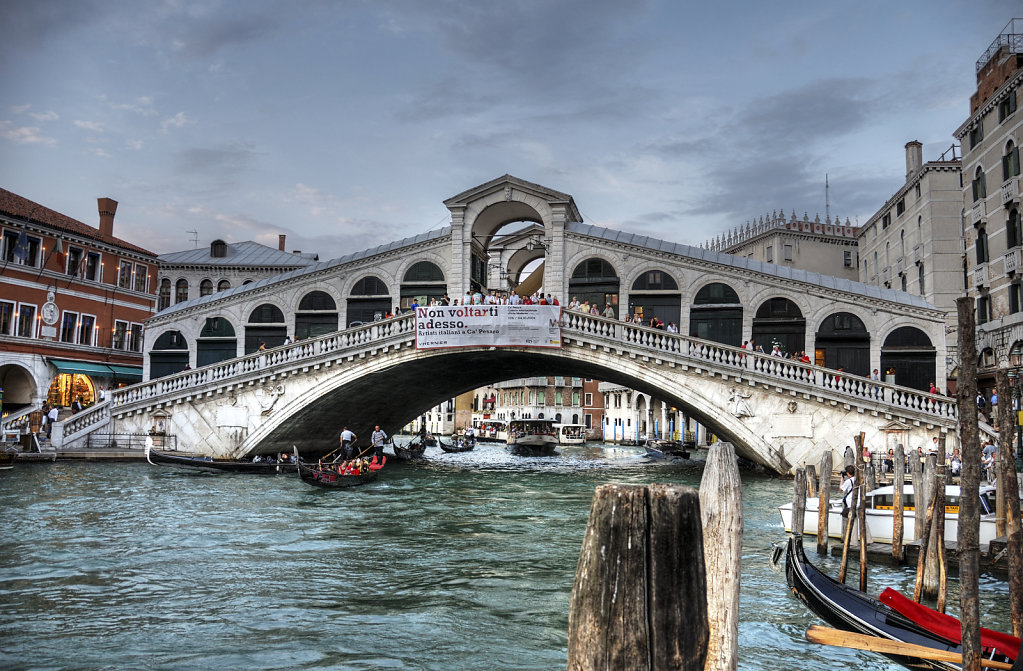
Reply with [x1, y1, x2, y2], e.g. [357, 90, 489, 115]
[347, 275, 391, 326]
[199, 317, 238, 366]
[569, 258, 619, 315]
[628, 270, 680, 326]
[245, 305, 286, 353]
[149, 330, 189, 378]
[752, 297, 806, 357]
[634, 394, 647, 441]
[401, 262, 446, 310]
[690, 282, 742, 346]
[879, 326, 935, 392]
[814, 312, 869, 376]
[0, 363, 36, 413]
[296, 291, 339, 338]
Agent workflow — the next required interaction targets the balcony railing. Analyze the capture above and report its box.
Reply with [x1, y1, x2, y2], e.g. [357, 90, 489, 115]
[912, 244, 923, 265]
[971, 199, 987, 226]
[975, 262, 989, 288]
[1005, 247, 1022, 275]
[1002, 178, 1019, 205]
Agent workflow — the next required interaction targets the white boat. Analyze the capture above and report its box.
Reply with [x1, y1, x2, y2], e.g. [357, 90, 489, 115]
[554, 423, 587, 445]
[507, 419, 558, 454]
[475, 419, 508, 443]
[778, 483, 1000, 546]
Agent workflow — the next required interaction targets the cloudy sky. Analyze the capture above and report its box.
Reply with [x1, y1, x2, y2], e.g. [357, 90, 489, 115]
[0, 1, 1017, 259]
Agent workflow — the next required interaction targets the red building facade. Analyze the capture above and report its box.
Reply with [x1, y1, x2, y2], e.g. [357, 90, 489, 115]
[0, 189, 157, 419]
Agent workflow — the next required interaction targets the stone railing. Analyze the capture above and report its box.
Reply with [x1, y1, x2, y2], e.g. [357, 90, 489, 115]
[57, 400, 111, 447]
[560, 310, 957, 422]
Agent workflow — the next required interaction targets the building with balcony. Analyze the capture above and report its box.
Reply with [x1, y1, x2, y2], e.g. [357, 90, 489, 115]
[0, 189, 158, 417]
[956, 18, 1023, 396]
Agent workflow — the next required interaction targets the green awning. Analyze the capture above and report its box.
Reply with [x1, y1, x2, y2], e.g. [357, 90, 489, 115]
[48, 359, 115, 377]
[106, 364, 143, 380]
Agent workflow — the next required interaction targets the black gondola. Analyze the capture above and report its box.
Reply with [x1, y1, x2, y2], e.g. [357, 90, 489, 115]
[438, 436, 475, 453]
[145, 443, 297, 474]
[293, 447, 380, 488]
[390, 440, 427, 461]
[785, 534, 989, 671]
[643, 439, 690, 460]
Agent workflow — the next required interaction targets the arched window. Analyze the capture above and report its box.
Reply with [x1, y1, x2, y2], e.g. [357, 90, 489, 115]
[199, 279, 214, 296]
[900, 230, 905, 257]
[246, 304, 286, 352]
[175, 279, 189, 304]
[150, 330, 189, 378]
[977, 227, 989, 264]
[1004, 140, 1021, 181]
[918, 263, 926, 295]
[210, 239, 227, 258]
[351, 276, 389, 296]
[1009, 209, 1023, 249]
[403, 261, 444, 283]
[569, 258, 620, 314]
[628, 269, 680, 325]
[401, 262, 446, 310]
[690, 282, 741, 346]
[972, 166, 987, 202]
[197, 317, 237, 367]
[297, 290, 338, 338]
[880, 326, 935, 392]
[631, 270, 678, 291]
[217, 279, 231, 292]
[158, 278, 171, 311]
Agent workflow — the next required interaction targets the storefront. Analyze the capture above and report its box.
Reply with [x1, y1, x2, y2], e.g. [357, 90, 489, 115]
[46, 359, 143, 408]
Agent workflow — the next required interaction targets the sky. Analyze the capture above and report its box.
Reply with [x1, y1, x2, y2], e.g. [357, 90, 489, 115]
[1, 1, 1019, 260]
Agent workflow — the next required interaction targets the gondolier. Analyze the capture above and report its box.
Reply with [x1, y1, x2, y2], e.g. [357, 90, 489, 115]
[340, 426, 357, 460]
[370, 425, 388, 459]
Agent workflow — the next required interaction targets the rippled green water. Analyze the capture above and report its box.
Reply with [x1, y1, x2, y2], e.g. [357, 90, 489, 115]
[0, 444, 1012, 670]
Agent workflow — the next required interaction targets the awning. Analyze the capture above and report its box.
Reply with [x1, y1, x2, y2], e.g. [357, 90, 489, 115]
[48, 359, 116, 377]
[106, 364, 143, 380]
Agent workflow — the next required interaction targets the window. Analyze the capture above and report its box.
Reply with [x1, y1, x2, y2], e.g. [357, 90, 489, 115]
[200, 279, 214, 296]
[84, 252, 100, 281]
[901, 275, 907, 292]
[783, 244, 793, 262]
[66, 246, 83, 276]
[117, 260, 132, 288]
[175, 279, 189, 304]
[918, 264, 925, 295]
[572, 391, 580, 405]
[0, 300, 14, 335]
[158, 279, 171, 310]
[1004, 141, 1021, 181]
[915, 184, 921, 199]
[1008, 209, 1022, 249]
[998, 91, 1017, 123]
[844, 250, 852, 268]
[882, 213, 891, 229]
[133, 264, 148, 292]
[129, 323, 143, 352]
[537, 390, 545, 405]
[17, 304, 35, 338]
[972, 167, 987, 202]
[78, 314, 95, 346]
[969, 123, 984, 149]
[2, 229, 40, 266]
[766, 246, 773, 263]
[217, 279, 231, 292]
[113, 320, 127, 349]
[555, 390, 563, 405]
[896, 198, 905, 216]
[585, 392, 593, 406]
[60, 311, 78, 343]
[978, 295, 991, 325]
[977, 228, 989, 264]
[1012, 283, 1023, 315]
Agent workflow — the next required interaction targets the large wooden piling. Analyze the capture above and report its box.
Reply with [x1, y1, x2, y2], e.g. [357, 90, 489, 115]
[792, 468, 807, 536]
[909, 449, 924, 541]
[995, 374, 1023, 637]
[892, 444, 906, 562]
[805, 464, 818, 499]
[921, 454, 942, 599]
[567, 483, 709, 671]
[954, 296, 982, 671]
[856, 461, 868, 592]
[699, 442, 742, 671]
[817, 451, 833, 556]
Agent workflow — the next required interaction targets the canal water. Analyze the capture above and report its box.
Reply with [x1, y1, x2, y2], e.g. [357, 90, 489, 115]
[0, 443, 1012, 670]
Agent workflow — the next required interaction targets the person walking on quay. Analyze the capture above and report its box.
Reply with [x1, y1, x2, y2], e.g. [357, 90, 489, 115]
[340, 426, 357, 461]
[370, 425, 388, 460]
[46, 404, 59, 439]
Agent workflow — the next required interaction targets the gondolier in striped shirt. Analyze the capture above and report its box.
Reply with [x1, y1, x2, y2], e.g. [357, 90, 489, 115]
[340, 426, 357, 460]
[370, 425, 387, 460]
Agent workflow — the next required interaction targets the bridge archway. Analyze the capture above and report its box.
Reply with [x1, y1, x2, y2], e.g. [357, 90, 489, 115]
[198, 317, 238, 366]
[0, 362, 37, 412]
[690, 282, 742, 346]
[814, 311, 869, 376]
[752, 297, 806, 358]
[628, 269, 681, 327]
[245, 304, 285, 353]
[296, 290, 339, 338]
[149, 330, 189, 378]
[569, 258, 620, 315]
[880, 326, 935, 392]
[346, 276, 390, 326]
[400, 261, 446, 309]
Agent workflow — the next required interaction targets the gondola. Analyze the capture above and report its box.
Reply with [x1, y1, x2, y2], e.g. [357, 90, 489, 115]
[145, 443, 297, 474]
[643, 439, 690, 460]
[390, 440, 427, 461]
[439, 436, 475, 453]
[0, 446, 16, 470]
[293, 446, 382, 488]
[785, 535, 1018, 670]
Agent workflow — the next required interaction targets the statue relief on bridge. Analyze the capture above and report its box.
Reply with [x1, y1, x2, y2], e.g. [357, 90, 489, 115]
[729, 388, 754, 417]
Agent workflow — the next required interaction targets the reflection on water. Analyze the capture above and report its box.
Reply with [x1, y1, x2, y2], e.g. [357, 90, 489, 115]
[0, 443, 1011, 670]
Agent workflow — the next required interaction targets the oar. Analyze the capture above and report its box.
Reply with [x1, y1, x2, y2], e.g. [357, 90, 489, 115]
[805, 625, 1013, 670]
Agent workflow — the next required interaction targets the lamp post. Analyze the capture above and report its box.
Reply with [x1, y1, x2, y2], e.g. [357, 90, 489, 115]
[1010, 345, 1023, 471]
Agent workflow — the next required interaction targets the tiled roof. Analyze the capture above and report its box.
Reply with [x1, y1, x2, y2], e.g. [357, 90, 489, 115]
[565, 221, 937, 311]
[0, 187, 155, 257]
[159, 240, 319, 267]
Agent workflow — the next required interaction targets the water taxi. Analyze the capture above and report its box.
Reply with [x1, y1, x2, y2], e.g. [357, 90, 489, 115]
[554, 423, 587, 445]
[475, 419, 508, 443]
[778, 483, 999, 545]
[507, 418, 558, 454]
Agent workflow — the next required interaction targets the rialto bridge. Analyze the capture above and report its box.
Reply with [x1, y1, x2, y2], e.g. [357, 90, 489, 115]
[54, 175, 957, 474]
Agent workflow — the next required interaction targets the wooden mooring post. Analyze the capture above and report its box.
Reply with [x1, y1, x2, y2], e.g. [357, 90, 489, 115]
[792, 468, 807, 537]
[567, 483, 710, 670]
[892, 444, 906, 563]
[817, 451, 833, 556]
[699, 442, 742, 671]
[805, 464, 818, 500]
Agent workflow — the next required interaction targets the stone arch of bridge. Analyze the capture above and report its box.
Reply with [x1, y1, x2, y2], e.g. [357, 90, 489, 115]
[238, 344, 786, 470]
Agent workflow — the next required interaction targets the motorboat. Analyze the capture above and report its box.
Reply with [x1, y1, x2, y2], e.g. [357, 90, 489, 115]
[507, 418, 558, 455]
[554, 423, 587, 445]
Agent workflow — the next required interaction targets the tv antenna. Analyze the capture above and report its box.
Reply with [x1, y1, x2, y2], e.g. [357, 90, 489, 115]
[187, 229, 199, 248]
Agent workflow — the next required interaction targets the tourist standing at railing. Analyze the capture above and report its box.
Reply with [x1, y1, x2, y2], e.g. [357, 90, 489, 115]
[602, 303, 615, 319]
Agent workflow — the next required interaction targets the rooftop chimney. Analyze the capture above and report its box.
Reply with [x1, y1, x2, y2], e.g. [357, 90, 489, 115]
[905, 141, 923, 179]
[278, 234, 286, 251]
[98, 197, 118, 238]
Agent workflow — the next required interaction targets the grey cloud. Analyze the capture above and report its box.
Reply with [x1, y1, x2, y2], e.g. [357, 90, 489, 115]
[174, 142, 262, 175]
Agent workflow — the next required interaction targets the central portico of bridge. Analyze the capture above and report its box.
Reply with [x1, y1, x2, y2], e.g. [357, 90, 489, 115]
[59, 175, 956, 473]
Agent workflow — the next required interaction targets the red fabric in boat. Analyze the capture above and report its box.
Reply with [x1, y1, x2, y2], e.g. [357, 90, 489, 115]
[879, 587, 1020, 660]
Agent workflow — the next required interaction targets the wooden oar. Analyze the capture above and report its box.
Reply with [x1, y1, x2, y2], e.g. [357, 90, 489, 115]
[805, 625, 1013, 669]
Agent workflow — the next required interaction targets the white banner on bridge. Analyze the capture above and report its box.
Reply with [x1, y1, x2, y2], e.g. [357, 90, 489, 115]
[415, 305, 562, 350]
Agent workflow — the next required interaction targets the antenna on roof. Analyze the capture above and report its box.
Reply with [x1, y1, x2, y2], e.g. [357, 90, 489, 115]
[825, 174, 830, 223]
[187, 229, 198, 248]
